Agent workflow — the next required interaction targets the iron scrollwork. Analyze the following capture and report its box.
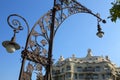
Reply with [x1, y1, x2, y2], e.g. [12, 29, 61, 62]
[6, 0, 106, 80]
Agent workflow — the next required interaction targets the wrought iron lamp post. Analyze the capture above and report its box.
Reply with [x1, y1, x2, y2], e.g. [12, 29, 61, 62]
[2, 0, 106, 80]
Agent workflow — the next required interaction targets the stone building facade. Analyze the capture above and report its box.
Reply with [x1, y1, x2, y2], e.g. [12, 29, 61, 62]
[52, 49, 120, 80]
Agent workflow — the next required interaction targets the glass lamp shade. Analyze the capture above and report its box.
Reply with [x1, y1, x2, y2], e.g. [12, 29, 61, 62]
[2, 41, 20, 53]
[6, 44, 16, 53]
[96, 31, 104, 38]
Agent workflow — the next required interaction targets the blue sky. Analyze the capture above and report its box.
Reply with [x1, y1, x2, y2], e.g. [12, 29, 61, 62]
[1, 0, 120, 80]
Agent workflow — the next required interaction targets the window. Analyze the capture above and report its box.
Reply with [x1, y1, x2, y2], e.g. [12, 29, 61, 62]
[66, 73, 71, 78]
[95, 66, 100, 72]
[56, 70, 60, 74]
[87, 67, 93, 72]
[93, 74, 98, 79]
[61, 68, 64, 73]
[106, 74, 110, 78]
[86, 74, 92, 79]
[66, 66, 71, 71]
[58, 76, 62, 80]
[74, 73, 77, 79]
[79, 74, 84, 79]
[77, 67, 82, 72]
[102, 74, 105, 79]
[52, 70, 55, 75]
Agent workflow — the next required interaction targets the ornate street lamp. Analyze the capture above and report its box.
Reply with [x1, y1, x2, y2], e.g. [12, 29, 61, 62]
[2, 35, 20, 53]
[96, 15, 105, 38]
[2, 0, 106, 80]
[96, 23, 104, 38]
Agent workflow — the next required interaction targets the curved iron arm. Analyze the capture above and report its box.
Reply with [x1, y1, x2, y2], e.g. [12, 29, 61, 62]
[6, 1, 106, 60]
[6, 1, 106, 52]
[5, 0, 106, 80]
[7, 14, 30, 36]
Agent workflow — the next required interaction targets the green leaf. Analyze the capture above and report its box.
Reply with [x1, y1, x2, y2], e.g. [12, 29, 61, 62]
[109, 1, 120, 22]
